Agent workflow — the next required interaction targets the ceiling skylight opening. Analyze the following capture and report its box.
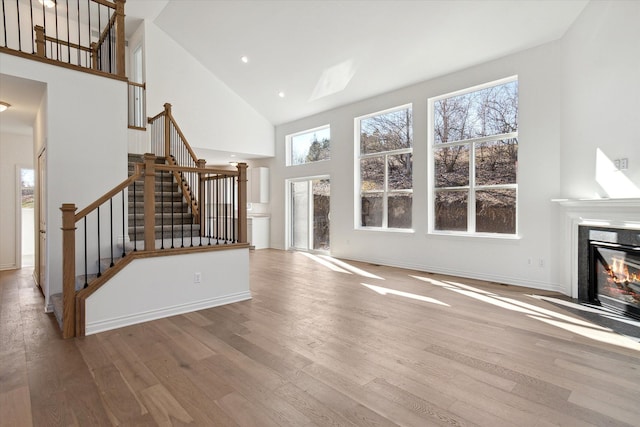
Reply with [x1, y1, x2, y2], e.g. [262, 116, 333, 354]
[278, 91, 285, 98]
[240, 56, 249, 64]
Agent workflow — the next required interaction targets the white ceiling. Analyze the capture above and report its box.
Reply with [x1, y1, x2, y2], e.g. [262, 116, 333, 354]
[130, 0, 589, 126]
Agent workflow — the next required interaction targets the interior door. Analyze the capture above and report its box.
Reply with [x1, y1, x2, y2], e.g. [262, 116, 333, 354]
[37, 149, 46, 295]
[290, 178, 330, 252]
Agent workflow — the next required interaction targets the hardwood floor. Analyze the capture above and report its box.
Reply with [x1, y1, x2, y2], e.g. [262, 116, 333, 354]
[1, 249, 639, 426]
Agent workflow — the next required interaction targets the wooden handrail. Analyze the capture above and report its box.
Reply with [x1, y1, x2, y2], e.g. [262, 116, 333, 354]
[129, 81, 146, 89]
[92, 0, 118, 9]
[75, 165, 143, 222]
[43, 34, 93, 53]
[164, 103, 199, 164]
[94, 13, 118, 54]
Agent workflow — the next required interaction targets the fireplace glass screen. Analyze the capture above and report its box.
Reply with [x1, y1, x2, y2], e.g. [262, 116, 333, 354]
[590, 241, 640, 319]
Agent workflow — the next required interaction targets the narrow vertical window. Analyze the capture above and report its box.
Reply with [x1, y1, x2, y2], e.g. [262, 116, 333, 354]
[357, 105, 413, 229]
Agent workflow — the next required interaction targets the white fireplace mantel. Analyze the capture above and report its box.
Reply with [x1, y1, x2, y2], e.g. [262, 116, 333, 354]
[554, 198, 640, 298]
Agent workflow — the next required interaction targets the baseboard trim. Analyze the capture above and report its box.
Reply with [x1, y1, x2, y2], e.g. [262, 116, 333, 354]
[338, 254, 568, 295]
[85, 291, 252, 336]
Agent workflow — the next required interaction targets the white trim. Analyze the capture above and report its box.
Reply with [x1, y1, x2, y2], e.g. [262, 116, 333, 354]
[286, 124, 331, 167]
[85, 291, 252, 336]
[555, 198, 640, 298]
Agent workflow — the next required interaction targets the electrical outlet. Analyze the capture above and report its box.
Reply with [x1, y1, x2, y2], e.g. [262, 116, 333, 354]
[620, 158, 629, 170]
[538, 258, 544, 268]
[194, 272, 201, 284]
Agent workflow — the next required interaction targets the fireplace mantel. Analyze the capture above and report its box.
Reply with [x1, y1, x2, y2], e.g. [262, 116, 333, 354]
[554, 198, 640, 298]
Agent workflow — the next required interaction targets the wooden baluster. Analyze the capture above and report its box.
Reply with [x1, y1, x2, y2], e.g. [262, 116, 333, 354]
[143, 154, 156, 251]
[236, 163, 248, 244]
[34, 25, 46, 58]
[164, 103, 172, 159]
[91, 42, 98, 70]
[61, 203, 77, 339]
[115, 0, 126, 77]
[197, 159, 206, 228]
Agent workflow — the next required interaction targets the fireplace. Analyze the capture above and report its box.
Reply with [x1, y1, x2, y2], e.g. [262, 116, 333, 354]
[589, 241, 640, 320]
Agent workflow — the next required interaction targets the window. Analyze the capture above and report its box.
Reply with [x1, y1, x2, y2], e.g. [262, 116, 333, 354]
[357, 105, 413, 229]
[287, 126, 330, 166]
[430, 77, 518, 235]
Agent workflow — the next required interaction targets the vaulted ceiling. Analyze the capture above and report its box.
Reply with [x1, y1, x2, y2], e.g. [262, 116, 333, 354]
[127, 0, 588, 126]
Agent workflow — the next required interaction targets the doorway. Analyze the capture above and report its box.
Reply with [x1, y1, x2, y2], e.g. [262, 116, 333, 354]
[288, 177, 330, 252]
[20, 167, 35, 267]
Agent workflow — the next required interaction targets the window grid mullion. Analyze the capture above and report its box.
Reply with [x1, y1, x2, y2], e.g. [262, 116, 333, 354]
[469, 142, 476, 233]
[383, 153, 389, 228]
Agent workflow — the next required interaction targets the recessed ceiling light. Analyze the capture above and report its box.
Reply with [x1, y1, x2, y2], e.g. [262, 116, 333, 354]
[0, 101, 10, 112]
[230, 154, 236, 158]
[278, 91, 285, 98]
[240, 56, 249, 64]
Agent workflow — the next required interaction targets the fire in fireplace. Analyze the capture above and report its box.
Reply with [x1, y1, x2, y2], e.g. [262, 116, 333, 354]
[589, 241, 640, 320]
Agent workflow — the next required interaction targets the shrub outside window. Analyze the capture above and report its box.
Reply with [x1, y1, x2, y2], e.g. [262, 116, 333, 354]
[431, 77, 518, 235]
[357, 105, 413, 229]
[288, 126, 330, 166]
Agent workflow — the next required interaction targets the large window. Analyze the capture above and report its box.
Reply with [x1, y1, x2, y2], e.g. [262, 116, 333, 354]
[430, 77, 518, 235]
[287, 126, 330, 166]
[357, 105, 413, 229]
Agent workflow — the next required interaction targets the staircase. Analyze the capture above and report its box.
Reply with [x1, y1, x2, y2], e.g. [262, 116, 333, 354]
[126, 153, 200, 242]
[51, 154, 203, 329]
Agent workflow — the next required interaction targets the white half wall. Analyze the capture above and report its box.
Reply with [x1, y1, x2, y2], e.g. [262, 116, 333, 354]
[85, 248, 250, 335]
[144, 21, 274, 158]
[0, 132, 33, 270]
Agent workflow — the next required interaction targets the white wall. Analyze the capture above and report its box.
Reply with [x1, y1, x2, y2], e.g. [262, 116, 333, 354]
[0, 132, 33, 270]
[560, 0, 640, 199]
[85, 248, 250, 335]
[271, 41, 565, 293]
[268, 0, 639, 296]
[0, 54, 128, 309]
[144, 21, 274, 158]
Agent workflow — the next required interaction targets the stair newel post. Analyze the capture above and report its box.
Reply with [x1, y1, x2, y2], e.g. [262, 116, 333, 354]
[34, 25, 45, 58]
[61, 203, 77, 339]
[197, 159, 206, 230]
[143, 154, 157, 251]
[163, 103, 172, 159]
[236, 163, 248, 244]
[114, 0, 126, 77]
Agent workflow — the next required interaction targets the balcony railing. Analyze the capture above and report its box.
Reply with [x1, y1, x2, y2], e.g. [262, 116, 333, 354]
[0, 0, 125, 78]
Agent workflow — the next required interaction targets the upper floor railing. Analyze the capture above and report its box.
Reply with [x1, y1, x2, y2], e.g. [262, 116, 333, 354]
[0, 0, 125, 77]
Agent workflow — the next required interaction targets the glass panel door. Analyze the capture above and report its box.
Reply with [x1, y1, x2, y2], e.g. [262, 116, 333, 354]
[290, 178, 330, 251]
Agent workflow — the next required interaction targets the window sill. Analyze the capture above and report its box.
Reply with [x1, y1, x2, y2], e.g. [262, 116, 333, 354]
[428, 230, 522, 240]
[356, 227, 415, 234]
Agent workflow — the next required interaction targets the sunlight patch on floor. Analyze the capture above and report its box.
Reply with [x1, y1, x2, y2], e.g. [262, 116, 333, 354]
[299, 252, 350, 273]
[319, 255, 384, 280]
[361, 283, 450, 307]
[530, 315, 640, 352]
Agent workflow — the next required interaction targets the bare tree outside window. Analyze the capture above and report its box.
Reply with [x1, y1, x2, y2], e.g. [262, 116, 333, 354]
[289, 126, 330, 166]
[358, 106, 413, 229]
[432, 79, 518, 234]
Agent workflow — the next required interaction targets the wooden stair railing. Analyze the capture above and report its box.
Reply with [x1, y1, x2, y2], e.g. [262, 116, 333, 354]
[1, 0, 126, 78]
[61, 156, 248, 338]
[148, 103, 203, 224]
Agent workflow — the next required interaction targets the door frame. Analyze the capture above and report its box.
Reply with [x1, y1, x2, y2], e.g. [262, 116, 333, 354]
[285, 175, 330, 253]
[36, 147, 47, 300]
